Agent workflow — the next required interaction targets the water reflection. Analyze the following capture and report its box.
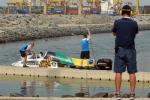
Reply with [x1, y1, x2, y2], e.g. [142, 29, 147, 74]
[20, 81, 36, 97]
[20, 81, 27, 96]
[0, 75, 150, 97]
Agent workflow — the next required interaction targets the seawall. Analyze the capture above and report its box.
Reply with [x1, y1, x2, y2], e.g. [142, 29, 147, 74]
[0, 15, 150, 43]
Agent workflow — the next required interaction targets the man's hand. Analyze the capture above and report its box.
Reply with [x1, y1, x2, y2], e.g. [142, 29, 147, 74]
[113, 32, 117, 36]
[86, 27, 91, 40]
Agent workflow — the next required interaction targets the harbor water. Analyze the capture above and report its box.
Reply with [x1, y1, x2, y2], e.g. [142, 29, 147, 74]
[0, 31, 150, 72]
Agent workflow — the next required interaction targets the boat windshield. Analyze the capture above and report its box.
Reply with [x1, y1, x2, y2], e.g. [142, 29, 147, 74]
[44, 51, 56, 59]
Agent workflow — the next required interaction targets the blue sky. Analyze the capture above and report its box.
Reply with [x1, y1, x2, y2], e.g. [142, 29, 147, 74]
[0, 0, 150, 6]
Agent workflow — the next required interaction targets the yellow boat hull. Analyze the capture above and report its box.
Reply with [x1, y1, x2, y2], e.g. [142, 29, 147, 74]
[71, 58, 95, 68]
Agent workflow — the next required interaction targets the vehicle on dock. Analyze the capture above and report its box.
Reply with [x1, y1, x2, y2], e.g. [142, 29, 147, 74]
[12, 51, 112, 70]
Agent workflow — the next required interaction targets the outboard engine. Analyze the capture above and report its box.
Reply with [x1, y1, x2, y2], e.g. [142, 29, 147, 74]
[96, 58, 112, 70]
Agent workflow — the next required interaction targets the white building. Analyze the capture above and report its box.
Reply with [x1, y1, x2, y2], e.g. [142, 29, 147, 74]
[101, 0, 114, 14]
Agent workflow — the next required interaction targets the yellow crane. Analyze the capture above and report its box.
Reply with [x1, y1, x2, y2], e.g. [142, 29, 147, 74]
[78, 0, 83, 15]
[39, 0, 47, 14]
[114, 0, 140, 16]
[6, 0, 24, 12]
[136, 0, 139, 15]
[86, 0, 101, 15]
[40, 0, 66, 14]
[27, 0, 32, 14]
[112, 0, 122, 14]
[11, 0, 24, 8]
[86, 0, 100, 8]
[113, 0, 121, 4]
[12, 0, 24, 3]
[7, 0, 32, 13]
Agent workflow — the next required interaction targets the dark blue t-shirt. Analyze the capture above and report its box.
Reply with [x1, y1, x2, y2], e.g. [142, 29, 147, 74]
[112, 17, 139, 49]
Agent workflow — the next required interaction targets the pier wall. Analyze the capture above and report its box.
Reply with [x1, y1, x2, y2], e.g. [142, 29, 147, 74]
[0, 66, 150, 82]
[0, 15, 150, 43]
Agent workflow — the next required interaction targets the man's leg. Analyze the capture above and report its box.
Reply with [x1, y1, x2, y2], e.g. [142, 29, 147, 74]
[23, 55, 27, 67]
[114, 47, 126, 97]
[86, 51, 90, 59]
[80, 52, 84, 68]
[24, 55, 27, 65]
[127, 49, 137, 96]
[115, 73, 122, 95]
[129, 73, 136, 94]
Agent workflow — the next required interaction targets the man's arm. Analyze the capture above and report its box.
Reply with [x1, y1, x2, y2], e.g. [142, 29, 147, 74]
[135, 22, 139, 34]
[86, 28, 91, 40]
[112, 21, 117, 36]
[26, 45, 34, 54]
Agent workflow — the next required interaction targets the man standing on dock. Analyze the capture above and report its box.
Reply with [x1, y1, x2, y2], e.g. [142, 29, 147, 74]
[112, 5, 139, 100]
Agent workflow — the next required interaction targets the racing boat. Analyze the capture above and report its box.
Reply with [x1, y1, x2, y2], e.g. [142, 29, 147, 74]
[11, 51, 71, 68]
[11, 54, 44, 67]
[12, 51, 112, 70]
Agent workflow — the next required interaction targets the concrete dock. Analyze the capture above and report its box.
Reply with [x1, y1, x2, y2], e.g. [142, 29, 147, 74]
[0, 65, 150, 82]
[0, 66, 150, 99]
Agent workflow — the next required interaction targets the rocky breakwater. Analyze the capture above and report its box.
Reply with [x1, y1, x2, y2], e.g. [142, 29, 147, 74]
[0, 14, 150, 43]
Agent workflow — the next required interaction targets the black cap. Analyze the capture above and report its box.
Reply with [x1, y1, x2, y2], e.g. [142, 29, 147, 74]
[122, 5, 131, 11]
[121, 5, 132, 16]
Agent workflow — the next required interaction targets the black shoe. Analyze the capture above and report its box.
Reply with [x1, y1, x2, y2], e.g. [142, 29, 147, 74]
[130, 94, 135, 100]
[23, 65, 29, 68]
[114, 94, 121, 100]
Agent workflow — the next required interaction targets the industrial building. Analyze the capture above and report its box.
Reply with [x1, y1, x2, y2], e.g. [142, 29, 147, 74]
[0, 0, 149, 15]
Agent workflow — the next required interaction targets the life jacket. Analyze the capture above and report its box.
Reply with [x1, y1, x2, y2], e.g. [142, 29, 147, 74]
[81, 38, 89, 51]
[19, 43, 28, 52]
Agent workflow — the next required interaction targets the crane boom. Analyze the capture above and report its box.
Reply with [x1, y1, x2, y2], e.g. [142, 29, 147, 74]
[136, 0, 140, 15]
